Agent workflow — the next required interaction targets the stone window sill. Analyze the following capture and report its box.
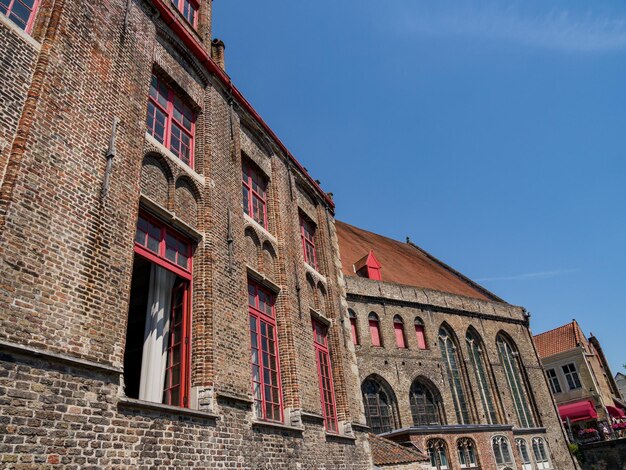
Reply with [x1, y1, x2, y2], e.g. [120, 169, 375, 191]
[118, 397, 219, 420]
[145, 132, 205, 186]
[243, 213, 277, 244]
[0, 13, 40, 50]
[251, 419, 304, 433]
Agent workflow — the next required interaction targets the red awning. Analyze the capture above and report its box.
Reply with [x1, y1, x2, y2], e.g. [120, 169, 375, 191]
[558, 400, 598, 423]
[607, 406, 626, 419]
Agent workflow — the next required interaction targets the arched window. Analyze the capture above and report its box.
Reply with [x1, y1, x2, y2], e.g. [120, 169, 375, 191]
[466, 329, 498, 424]
[393, 315, 407, 348]
[427, 439, 450, 470]
[531, 437, 552, 469]
[439, 326, 471, 424]
[362, 376, 399, 434]
[496, 334, 536, 428]
[369, 312, 382, 347]
[492, 436, 514, 469]
[457, 438, 480, 469]
[515, 438, 532, 470]
[414, 317, 427, 350]
[348, 309, 359, 345]
[409, 378, 444, 426]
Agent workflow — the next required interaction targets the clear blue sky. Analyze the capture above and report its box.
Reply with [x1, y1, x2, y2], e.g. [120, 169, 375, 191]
[213, 1, 626, 373]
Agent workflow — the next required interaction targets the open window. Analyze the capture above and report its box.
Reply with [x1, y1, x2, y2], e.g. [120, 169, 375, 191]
[124, 212, 193, 407]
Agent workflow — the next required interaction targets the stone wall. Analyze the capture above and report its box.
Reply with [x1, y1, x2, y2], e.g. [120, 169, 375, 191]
[580, 438, 626, 470]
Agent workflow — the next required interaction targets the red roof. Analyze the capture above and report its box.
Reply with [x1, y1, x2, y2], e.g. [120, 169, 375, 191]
[335, 220, 500, 302]
[369, 434, 428, 466]
[534, 321, 587, 359]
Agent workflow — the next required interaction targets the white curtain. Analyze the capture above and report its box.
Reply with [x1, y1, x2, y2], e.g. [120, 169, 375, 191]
[139, 264, 176, 403]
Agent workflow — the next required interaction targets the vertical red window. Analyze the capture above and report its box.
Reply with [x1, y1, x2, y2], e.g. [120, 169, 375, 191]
[133, 213, 192, 407]
[415, 318, 427, 350]
[171, 0, 198, 27]
[242, 160, 268, 229]
[348, 309, 359, 345]
[248, 281, 282, 422]
[300, 215, 318, 270]
[369, 312, 381, 347]
[312, 320, 338, 433]
[393, 315, 406, 348]
[1, 0, 39, 33]
[146, 74, 195, 167]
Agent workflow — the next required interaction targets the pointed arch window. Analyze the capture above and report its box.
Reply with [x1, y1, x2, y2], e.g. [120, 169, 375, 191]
[457, 438, 480, 469]
[362, 377, 399, 434]
[515, 438, 532, 470]
[439, 326, 471, 424]
[369, 312, 382, 347]
[427, 439, 450, 470]
[348, 309, 359, 345]
[466, 330, 498, 424]
[492, 436, 514, 469]
[393, 315, 407, 348]
[410, 379, 443, 426]
[496, 334, 536, 428]
[414, 317, 427, 350]
[532, 437, 552, 469]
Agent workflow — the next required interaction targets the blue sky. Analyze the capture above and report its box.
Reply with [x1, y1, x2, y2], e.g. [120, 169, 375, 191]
[213, 1, 626, 372]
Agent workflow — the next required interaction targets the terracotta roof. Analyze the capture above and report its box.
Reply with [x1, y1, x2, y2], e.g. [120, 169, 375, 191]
[369, 434, 428, 466]
[534, 320, 588, 358]
[335, 220, 501, 302]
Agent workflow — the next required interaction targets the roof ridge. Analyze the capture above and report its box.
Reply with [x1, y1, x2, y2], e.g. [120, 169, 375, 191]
[404, 240, 505, 303]
[533, 321, 577, 339]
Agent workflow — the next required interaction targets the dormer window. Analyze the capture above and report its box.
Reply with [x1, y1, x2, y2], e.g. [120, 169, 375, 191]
[354, 249, 382, 280]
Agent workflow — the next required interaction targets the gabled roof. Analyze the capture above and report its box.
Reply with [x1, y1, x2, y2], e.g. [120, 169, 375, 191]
[534, 320, 588, 359]
[335, 220, 502, 302]
[369, 434, 428, 466]
[354, 250, 382, 272]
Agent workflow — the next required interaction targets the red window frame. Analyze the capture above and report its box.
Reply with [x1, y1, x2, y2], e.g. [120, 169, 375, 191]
[170, 0, 198, 28]
[248, 280, 283, 422]
[393, 317, 407, 349]
[146, 74, 196, 168]
[1, 0, 39, 33]
[348, 310, 359, 345]
[369, 313, 381, 347]
[300, 215, 318, 270]
[242, 160, 268, 229]
[415, 320, 427, 350]
[312, 320, 338, 433]
[134, 212, 193, 407]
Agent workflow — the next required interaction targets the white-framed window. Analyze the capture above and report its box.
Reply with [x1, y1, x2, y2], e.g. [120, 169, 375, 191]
[562, 363, 582, 390]
[492, 436, 515, 470]
[515, 438, 533, 470]
[428, 439, 450, 470]
[546, 369, 562, 394]
[457, 438, 480, 469]
[532, 437, 553, 469]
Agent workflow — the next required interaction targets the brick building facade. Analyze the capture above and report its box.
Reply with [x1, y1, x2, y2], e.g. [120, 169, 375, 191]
[0, 0, 373, 467]
[336, 221, 578, 469]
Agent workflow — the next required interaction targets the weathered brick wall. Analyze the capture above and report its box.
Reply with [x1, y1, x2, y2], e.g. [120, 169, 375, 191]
[0, 0, 372, 467]
[346, 275, 576, 469]
[0, 349, 372, 468]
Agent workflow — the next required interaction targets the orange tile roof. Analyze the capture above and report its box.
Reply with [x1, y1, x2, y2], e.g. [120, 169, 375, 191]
[534, 321, 588, 358]
[335, 220, 501, 302]
[369, 434, 428, 465]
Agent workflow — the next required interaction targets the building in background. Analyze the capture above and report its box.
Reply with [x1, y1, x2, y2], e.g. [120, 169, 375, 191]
[534, 321, 626, 443]
[616, 373, 626, 402]
[336, 221, 576, 470]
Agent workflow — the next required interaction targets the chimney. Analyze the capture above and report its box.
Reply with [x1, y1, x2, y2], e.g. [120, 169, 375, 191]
[211, 38, 226, 71]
